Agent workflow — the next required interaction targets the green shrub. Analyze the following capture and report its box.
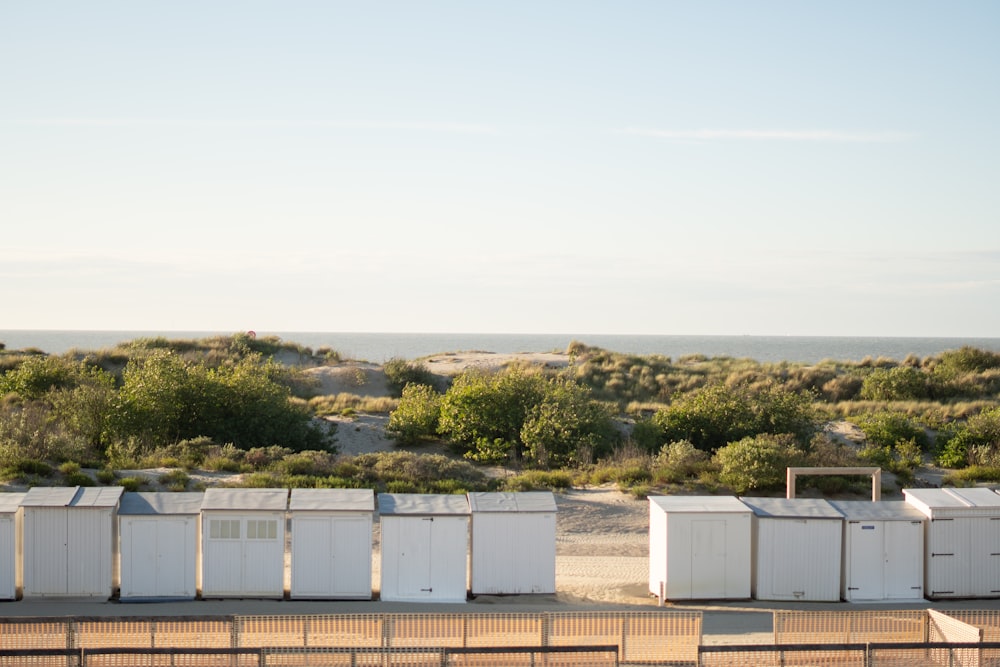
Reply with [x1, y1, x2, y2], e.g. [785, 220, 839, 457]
[653, 440, 709, 483]
[942, 466, 1000, 485]
[860, 366, 929, 401]
[11, 459, 54, 477]
[118, 476, 145, 492]
[383, 358, 440, 396]
[387, 383, 442, 445]
[851, 411, 929, 450]
[502, 469, 573, 491]
[629, 419, 664, 451]
[713, 434, 804, 494]
[63, 471, 94, 486]
[935, 406, 1000, 468]
[386, 480, 418, 493]
[95, 469, 116, 484]
[59, 461, 81, 476]
[158, 469, 190, 490]
[242, 472, 283, 488]
[652, 383, 815, 452]
[274, 450, 337, 476]
[203, 455, 245, 473]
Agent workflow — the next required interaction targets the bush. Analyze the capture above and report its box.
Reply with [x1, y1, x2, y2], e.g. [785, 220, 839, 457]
[273, 450, 337, 476]
[106, 350, 333, 452]
[652, 383, 816, 452]
[935, 406, 1000, 468]
[383, 358, 439, 396]
[629, 419, 664, 451]
[652, 440, 710, 484]
[860, 366, 929, 401]
[63, 471, 94, 487]
[502, 470, 574, 491]
[714, 434, 804, 494]
[118, 476, 145, 492]
[851, 411, 929, 450]
[158, 469, 190, 490]
[387, 384, 442, 445]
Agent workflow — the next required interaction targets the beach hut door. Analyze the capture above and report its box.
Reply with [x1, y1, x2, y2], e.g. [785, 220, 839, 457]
[847, 522, 883, 600]
[0, 515, 14, 599]
[398, 518, 434, 597]
[690, 520, 727, 598]
[885, 520, 923, 599]
[331, 517, 370, 595]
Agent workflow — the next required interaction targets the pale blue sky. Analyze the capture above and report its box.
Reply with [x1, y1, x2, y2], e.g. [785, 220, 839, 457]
[2, 2, 998, 336]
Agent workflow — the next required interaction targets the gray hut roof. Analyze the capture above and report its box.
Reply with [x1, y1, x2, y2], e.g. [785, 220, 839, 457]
[290, 488, 375, 512]
[903, 488, 971, 510]
[378, 493, 470, 516]
[0, 493, 26, 513]
[649, 495, 751, 514]
[467, 492, 557, 513]
[944, 487, 1000, 507]
[904, 487, 1000, 519]
[740, 497, 842, 519]
[830, 500, 925, 521]
[119, 492, 205, 515]
[201, 487, 288, 512]
[21, 486, 123, 508]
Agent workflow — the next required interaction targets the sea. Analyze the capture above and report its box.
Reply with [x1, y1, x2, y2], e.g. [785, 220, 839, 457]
[2, 330, 999, 365]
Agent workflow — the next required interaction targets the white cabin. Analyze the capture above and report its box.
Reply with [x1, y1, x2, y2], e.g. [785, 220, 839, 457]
[0, 493, 25, 600]
[741, 497, 843, 602]
[648, 495, 752, 601]
[904, 487, 1000, 599]
[200, 488, 287, 599]
[118, 492, 202, 600]
[379, 493, 469, 603]
[831, 500, 925, 602]
[468, 491, 556, 595]
[289, 488, 374, 600]
[20, 486, 124, 599]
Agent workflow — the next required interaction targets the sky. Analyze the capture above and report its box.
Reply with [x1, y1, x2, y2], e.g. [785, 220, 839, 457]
[2, 1, 999, 337]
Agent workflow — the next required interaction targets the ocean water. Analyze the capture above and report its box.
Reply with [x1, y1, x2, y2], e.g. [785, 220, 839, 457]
[2, 330, 1000, 365]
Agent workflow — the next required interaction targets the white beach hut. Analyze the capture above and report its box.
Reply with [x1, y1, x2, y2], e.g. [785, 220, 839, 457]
[200, 487, 287, 599]
[830, 500, 925, 602]
[468, 491, 556, 595]
[289, 488, 374, 600]
[904, 487, 1000, 599]
[0, 493, 25, 600]
[741, 497, 843, 602]
[378, 493, 469, 603]
[20, 486, 124, 599]
[648, 495, 752, 601]
[118, 492, 203, 600]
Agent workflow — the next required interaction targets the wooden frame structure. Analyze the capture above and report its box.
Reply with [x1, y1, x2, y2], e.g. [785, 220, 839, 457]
[786, 467, 882, 501]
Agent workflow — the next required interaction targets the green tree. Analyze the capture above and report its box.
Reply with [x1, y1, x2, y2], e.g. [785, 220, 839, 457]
[520, 379, 615, 467]
[714, 433, 804, 494]
[387, 383, 442, 445]
[49, 365, 117, 454]
[438, 369, 547, 462]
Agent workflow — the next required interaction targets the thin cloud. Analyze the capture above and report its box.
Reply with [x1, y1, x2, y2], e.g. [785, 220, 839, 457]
[617, 127, 913, 143]
[14, 118, 497, 134]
